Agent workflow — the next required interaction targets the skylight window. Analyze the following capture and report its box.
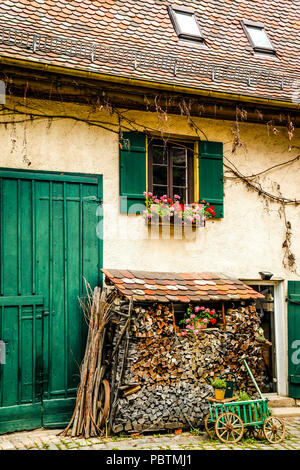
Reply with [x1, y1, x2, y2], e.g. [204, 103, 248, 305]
[168, 6, 203, 42]
[242, 20, 275, 54]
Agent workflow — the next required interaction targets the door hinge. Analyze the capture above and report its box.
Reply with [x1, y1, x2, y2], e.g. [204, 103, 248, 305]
[83, 196, 102, 203]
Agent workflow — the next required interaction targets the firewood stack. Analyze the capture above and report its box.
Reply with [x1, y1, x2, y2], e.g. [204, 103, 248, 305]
[110, 301, 266, 434]
[223, 305, 266, 395]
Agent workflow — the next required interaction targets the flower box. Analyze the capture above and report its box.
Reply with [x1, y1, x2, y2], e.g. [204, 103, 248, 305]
[142, 192, 216, 226]
[145, 214, 205, 228]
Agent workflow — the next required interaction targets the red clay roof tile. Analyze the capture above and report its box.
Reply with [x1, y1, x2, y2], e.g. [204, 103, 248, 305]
[101, 269, 264, 303]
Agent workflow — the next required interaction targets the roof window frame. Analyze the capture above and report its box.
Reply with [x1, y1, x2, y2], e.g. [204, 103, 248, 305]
[241, 20, 276, 55]
[168, 5, 204, 43]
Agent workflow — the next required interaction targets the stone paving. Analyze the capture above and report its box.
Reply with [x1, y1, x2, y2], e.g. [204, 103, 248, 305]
[0, 417, 299, 451]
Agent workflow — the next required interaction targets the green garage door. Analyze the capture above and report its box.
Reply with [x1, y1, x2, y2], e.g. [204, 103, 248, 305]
[0, 169, 102, 433]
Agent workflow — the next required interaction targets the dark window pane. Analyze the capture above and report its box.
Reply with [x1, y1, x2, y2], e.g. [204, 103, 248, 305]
[153, 185, 168, 199]
[172, 148, 187, 167]
[153, 165, 168, 186]
[173, 167, 186, 187]
[153, 145, 168, 165]
[149, 140, 193, 205]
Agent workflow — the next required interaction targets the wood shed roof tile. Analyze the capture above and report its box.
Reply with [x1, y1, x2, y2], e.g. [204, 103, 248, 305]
[101, 269, 264, 303]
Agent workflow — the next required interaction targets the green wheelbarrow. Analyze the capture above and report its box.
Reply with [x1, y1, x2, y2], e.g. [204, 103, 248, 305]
[204, 356, 286, 444]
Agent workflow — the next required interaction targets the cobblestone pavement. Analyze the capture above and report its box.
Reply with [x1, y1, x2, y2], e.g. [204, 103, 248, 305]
[0, 418, 299, 451]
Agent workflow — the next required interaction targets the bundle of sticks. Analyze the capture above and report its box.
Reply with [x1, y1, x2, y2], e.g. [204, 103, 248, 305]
[61, 283, 116, 438]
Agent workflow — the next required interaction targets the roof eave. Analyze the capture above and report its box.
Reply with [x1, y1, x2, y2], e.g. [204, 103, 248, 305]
[0, 55, 299, 111]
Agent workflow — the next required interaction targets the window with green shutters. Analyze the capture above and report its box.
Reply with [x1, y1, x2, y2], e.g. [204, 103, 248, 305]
[119, 132, 223, 218]
[119, 132, 147, 214]
[198, 141, 224, 218]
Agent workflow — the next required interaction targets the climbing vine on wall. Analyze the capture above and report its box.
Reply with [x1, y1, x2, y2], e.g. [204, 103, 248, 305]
[0, 82, 298, 272]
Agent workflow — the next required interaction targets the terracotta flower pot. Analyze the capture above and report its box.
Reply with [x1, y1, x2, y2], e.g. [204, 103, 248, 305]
[197, 321, 208, 329]
[174, 428, 182, 435]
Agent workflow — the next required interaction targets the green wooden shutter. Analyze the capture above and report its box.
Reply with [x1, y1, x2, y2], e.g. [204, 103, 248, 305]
[119, 132, 146, 214]
[199, 141, 223, 218]
[288, 281, 300, 398]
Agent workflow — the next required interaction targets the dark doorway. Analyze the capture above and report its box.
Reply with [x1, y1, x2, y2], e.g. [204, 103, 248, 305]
[248, 284, 277, 393]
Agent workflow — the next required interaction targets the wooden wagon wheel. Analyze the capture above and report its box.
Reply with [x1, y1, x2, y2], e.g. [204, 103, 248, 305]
[97, 379, 110, 428]
[262, 416, 286, 444]
[204, 413, 216, 439]
[215, 412, 244, 444]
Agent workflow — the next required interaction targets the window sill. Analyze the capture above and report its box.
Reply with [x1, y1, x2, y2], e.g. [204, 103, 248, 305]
[145, 215, 205, 228]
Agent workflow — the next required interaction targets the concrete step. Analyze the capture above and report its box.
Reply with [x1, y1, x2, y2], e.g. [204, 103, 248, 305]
[270, 407, 300, 418]
[263, 394, 297, 408]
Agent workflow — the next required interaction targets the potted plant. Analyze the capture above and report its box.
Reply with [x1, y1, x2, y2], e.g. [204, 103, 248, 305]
[194, 306, 218, 329]
[211, 378, 227, 400]
[179, 305, 218, 336]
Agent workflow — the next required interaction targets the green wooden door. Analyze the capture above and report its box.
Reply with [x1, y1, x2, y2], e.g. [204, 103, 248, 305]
[288, 281, 300, 398]
[0, 169, 102, 433]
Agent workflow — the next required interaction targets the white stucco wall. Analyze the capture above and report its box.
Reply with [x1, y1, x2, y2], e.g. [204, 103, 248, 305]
[1, 101, 299, 283]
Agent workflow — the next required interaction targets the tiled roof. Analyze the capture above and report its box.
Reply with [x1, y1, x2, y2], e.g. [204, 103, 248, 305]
[101, 269, 264, 303]
[0, 1, 299, 103]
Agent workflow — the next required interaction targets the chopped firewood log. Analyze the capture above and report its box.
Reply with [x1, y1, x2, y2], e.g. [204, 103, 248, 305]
[122, 386, 141, 396]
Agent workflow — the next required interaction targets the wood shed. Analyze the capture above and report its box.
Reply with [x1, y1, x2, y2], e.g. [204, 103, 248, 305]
[98, 269, 267, 435]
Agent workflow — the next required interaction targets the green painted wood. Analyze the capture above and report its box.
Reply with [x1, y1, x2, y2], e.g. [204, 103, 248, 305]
[0, 403, 42, 433]
[0, 169, 103, 433]
[288, 281, 300, 398]
[119, 132, 147, 214]
[211, 399, 268, 427]
[42, 397, 76, 428]
[199, 141, 224, 218]
[0, 296, 44, 306]
[0, 169, 99, 184]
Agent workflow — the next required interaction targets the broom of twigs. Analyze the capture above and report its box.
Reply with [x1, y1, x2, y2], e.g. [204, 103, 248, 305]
[61, 281, 116, 438]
